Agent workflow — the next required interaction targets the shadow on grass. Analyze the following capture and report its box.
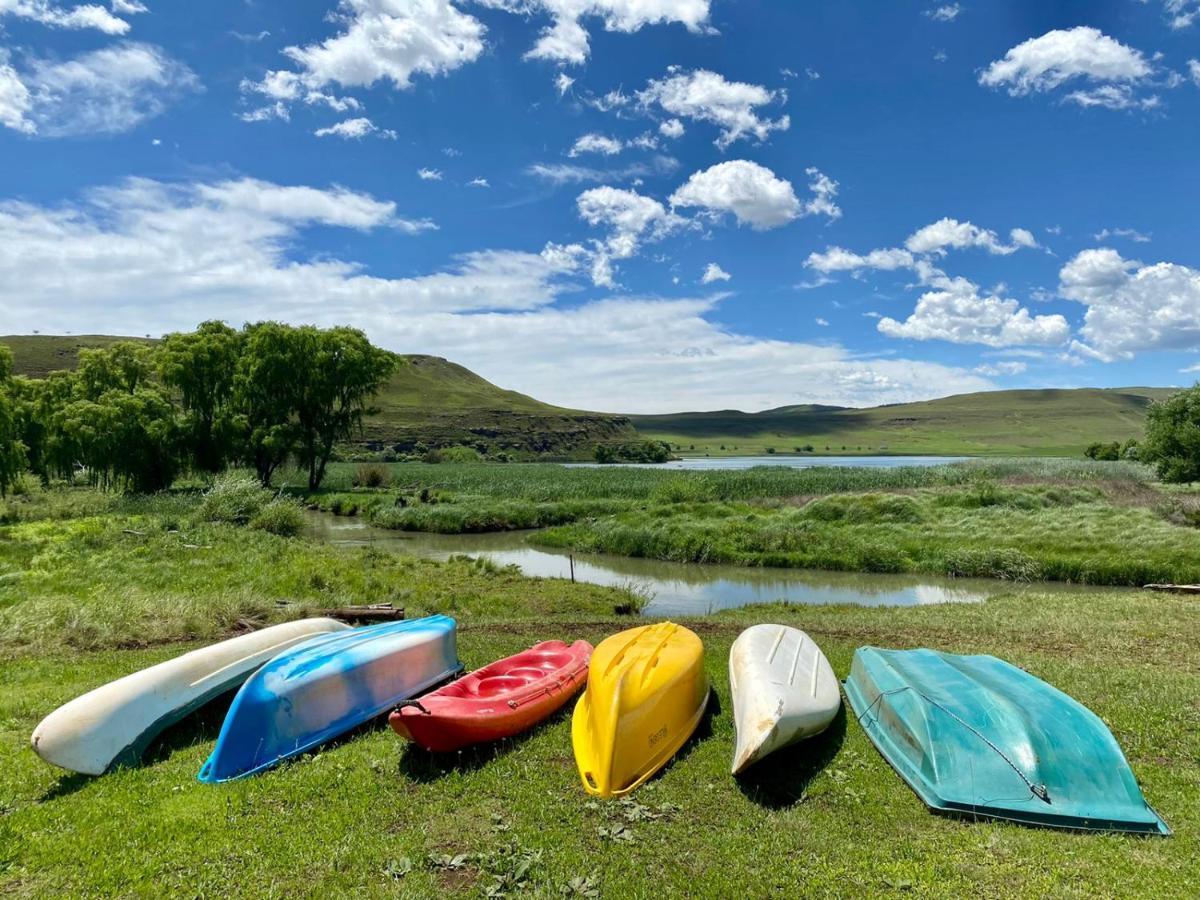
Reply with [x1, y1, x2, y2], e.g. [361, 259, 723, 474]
[398, 697, 578, 782]
[734, 703, 847, 810]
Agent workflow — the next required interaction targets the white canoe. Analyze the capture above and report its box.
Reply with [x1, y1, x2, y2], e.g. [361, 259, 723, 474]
[729, 624, 840, 775]
[31, 618, 351, 775]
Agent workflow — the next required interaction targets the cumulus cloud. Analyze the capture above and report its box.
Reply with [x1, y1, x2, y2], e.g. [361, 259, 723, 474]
[568, 132, 624, 156]
[637, 68, 789, 149]
[314, 116, 396, 139]
[485, 0, 712, 66]
[2, 42, 199, 137]
[905, 217, 1038, 255]
[1188, 59, 1200, 86]
[700, 262, 730, 284]
[467, 177, 490, 187]
[669, 160, 834, 230]
[658, 117, 684, 138]
[554, 71, 574, 95]
[974, 361, 1027, 376]
[979, 27, 1158, 110]
[878, 278, 1070, 347]
[0, 0, 134, 34]
[242, 0, 485, 121]
[1094, 226, 1151, 244]
[807, 216, 1059, 348]
[575, 185, 685, 286]
[1060, 248, 1200, 361]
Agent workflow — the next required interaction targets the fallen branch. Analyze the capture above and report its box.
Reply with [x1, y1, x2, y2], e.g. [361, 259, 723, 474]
[1143, 583, 1200, 595]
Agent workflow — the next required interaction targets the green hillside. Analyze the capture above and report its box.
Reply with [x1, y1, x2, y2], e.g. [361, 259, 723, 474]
[0, 335, 638, 458]
[631, 388, 1177, 457]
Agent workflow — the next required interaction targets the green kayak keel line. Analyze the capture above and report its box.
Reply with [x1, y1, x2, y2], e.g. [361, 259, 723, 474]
[843, 647, 1169, 835]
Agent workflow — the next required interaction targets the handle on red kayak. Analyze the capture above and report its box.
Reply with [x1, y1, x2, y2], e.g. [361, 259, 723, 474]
[397, 700, 431, 715]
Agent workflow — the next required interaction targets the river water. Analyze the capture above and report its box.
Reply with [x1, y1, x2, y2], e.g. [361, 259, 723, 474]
[301, 511, 1037, 616]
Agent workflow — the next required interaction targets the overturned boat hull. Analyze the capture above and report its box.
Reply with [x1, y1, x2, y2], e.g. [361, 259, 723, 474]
[199, 615, 461, 783]
[844, 647, 1169, 834]
[729, 624, 840, 775]
[32, 618, 351, 776]
[572, 622, 709, 798]
[390, 640, 591, 752]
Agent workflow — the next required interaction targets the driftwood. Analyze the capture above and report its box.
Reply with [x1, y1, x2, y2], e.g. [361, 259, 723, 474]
[1143, 583, 1200, 595]
[324, 603, 406, 623]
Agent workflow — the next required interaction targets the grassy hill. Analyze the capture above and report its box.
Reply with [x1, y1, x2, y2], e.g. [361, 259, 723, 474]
[630, 388, 1176, 457]
[0, 335, 637, 459]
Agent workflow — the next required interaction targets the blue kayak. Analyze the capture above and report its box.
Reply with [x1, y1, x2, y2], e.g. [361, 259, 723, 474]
[199, 615, 461, 783]
[844, 647, 1169, 834]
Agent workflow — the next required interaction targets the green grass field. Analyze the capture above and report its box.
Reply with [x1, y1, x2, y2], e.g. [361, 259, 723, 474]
[631, 387, 1175, 457]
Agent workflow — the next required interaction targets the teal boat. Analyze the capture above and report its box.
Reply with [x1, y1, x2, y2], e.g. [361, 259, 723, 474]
[843, 647, 1169, 835]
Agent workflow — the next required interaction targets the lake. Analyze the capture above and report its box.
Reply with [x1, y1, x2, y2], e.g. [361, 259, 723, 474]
[564, 455, 972, 471]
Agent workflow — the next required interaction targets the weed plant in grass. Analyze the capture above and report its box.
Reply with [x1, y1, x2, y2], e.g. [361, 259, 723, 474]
[1, 588, 1196, 897]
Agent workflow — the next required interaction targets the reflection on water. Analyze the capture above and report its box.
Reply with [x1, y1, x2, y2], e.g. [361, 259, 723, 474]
[563, 455, 972, 471]
[303, 511, 1014, 615]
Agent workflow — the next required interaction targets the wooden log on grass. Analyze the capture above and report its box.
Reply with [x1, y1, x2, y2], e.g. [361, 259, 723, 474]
[1143, 583, 1200, 595]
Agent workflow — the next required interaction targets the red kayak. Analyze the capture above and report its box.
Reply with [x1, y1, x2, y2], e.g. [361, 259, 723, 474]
[389, 640, 592, 752]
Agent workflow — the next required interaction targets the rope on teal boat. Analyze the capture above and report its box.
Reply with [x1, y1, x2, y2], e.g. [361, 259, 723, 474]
[860, 687, 1051, 805]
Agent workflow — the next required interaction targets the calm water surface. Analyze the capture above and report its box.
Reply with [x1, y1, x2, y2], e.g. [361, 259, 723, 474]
[301, 511, 1039, 616]
[564, 455, 972, 471]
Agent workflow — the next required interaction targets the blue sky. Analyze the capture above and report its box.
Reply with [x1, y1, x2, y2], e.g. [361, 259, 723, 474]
[1, 1, 1199, 412]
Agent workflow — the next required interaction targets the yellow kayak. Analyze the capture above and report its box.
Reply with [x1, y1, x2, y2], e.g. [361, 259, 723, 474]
[572, 622, 709, 797]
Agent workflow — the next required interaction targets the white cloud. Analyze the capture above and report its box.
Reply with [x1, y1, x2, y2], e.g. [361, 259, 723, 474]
[111, 0, 146, 13]
[814, 317, 829, 327]
[806, 246, 914, 273]
[802, 167, 841, 220]
[637, 68, 788, 149]
[7, 42, 198, 137]
[467, 177, 490, 187]
[0, 54, 33, 133]
[314, 116, 396, 139]
[0, 0, 132, 33]
[905, 218, 1037, 255]
[417, 167, 443, 180]
[700, 262, 730, 284]
[554, 71, 574, 95]
[1187, 59, 1200, 86]
[974, 361, 1027, 376]
[658, 117, 684, 138]
[1164, 1, 1200, 30]
[979, 27, 1157, 110]
[0, 174, 997, 412]
[489, 0, 712, 66]
[569, 132, 624, 156]
[1181, 361, 1200, 374]
[525, 155, 679, 185]
[1094, 227, 1151, 244]
[1060, 248, 1200, 361]
[924, 4, 961, 22]
[670, 160, 818, 230]
[878, 278, 1070, 347]
[243, 0, 485, 120]
[576, 185, 685, 286]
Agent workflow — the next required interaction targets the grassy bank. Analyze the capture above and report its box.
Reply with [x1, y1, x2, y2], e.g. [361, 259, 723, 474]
[2, 587, 1196, 897]
[286, 460, 1200, 586]
[0, 488, 635, 657]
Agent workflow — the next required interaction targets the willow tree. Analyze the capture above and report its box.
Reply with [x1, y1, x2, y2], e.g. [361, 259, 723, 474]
[159, 321, 242, 473]
[290, 326, 396, 491]
[0, 346, 26, 496]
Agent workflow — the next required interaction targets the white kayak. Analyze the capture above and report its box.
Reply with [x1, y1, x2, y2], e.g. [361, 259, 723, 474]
[728, 624, 840, 775]
[31, 618, 351, 775]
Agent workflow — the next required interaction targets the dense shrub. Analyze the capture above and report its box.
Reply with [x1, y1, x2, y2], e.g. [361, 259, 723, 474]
[249, 497, 305, 536]
[198, 474, 270, 524]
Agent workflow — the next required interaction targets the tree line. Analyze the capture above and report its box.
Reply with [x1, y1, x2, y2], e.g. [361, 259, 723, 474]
[0, 322, 396, 496]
